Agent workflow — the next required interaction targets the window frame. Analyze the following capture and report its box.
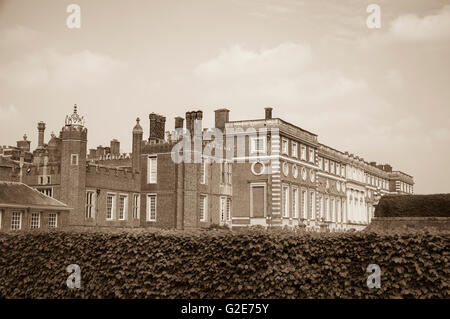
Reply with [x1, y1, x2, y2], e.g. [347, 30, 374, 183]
[318, 157, 323, 170]
[309, 148, 315, 163]
[146, 193, 157, 222]
[30, 212, 40, 229]
[292, 187, 299, 218]
[250, 136, 267, 154]
[85, 190, 96, 219]
[282, 184, 289, 218]
[70, 154, 79, 166]
[220, 196, 231, 222]
[200, 160, 207, 184]
[147, 156, 157, 184]
[118, 194, 128, 221]
[48, 212, 58, 228]
[300, 145, 306, 161]
[200, 194, 207, 222]
[281, 138, 289, 155]
[37, 187, 53, 198]
[302, 190, 307, 219]
[291, 141, 298, 158]
[11, 211, 22, 230]
[132, 193, 140, 219]
[106, 193, 116, 220]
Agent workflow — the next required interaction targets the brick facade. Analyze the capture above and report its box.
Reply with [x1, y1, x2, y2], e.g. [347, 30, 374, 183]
[0, 105, 415, 232]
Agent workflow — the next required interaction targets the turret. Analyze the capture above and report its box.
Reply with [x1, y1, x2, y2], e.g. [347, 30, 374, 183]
[132, 117, 143, 173]
[60, 104, 87, 226]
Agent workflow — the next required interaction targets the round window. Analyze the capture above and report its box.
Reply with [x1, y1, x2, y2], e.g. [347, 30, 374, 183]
[310, 169, 315, 182]
[292, 165, 298, 178]
[302, 167, 307, 181]
[251, 161, 265, 176]
[282, 162, 289, 176]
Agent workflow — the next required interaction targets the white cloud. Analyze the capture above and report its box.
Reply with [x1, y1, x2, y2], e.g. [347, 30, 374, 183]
[50, 50, 125, 88]
[385, 69, 404, 88]
[194, 42, 367, 106]
[0, 26, 125, 89]
[0, 25, 43, 51]
[195, 43, 312, 79]
[0, 104, 19, 120]
[390, 5, 450, 42]
[360, 5, 450, 48]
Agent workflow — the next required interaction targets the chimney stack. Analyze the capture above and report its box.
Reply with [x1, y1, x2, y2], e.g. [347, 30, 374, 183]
[110, 139, 120, 156]
[185, 112, 192, 135]
[195, 110, 203, 130]
[149, 113, 166, 143]
[17, 134, 31, 152]
[214, 108, 230, 132]
[37, 122, 46, 149]
[265, 107, 273, 120]
[175, 116, 184, 129]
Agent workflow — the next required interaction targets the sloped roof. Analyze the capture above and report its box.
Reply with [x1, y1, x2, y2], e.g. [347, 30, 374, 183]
[0, 181, 70, 211]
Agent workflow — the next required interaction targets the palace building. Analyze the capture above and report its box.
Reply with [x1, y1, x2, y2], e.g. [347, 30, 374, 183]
[0, 105, 414, 232]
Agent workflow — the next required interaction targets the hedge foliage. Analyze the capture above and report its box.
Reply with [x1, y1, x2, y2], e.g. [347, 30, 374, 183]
[375, 194, 450, 217]
[0, 229, 448, 298]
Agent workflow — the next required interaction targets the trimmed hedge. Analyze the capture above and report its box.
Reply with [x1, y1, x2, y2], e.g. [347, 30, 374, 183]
[375, 194, 450, 217]
[0, 229, 448, 298]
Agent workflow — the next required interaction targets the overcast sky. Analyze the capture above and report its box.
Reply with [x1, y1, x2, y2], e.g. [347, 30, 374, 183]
[0, 0, 449, 194]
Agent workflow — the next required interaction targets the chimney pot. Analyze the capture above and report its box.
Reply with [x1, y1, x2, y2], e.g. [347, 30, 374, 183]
[265, 107, 273, 120]
[214, 108, 230, 132]
[175, 117, 184, 129]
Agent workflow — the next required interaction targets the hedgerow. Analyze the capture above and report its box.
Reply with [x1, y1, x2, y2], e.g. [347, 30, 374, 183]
[0, 229, 448, 298]
[375, 194, 450, 217]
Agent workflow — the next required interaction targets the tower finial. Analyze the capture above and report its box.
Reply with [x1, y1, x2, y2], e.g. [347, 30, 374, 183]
[23, 134, 27, 141]
[136, 117, 140, 124]
[65, 104, 85, 126]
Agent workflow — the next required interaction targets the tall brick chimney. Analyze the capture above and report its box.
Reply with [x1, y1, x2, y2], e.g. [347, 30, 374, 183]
[185, 111, 193, 136]
[149, 113, 166, 143]
[110, 139, 120, 156]
[37, 122, 46, 149]
[195, 110, 203, 133]
[214, 108, 229, 132]
[265, 107, 273, 120]
[175, 116, 184, 129]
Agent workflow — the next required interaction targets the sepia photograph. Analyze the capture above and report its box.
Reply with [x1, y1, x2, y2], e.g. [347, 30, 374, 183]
[0, 0, 448, 312]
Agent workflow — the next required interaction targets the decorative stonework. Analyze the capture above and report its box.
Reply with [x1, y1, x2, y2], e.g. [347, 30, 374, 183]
[65, 104, 85, 127]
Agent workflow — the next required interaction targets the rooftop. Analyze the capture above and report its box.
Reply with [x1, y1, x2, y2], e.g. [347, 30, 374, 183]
[0, 181, 70, 211]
